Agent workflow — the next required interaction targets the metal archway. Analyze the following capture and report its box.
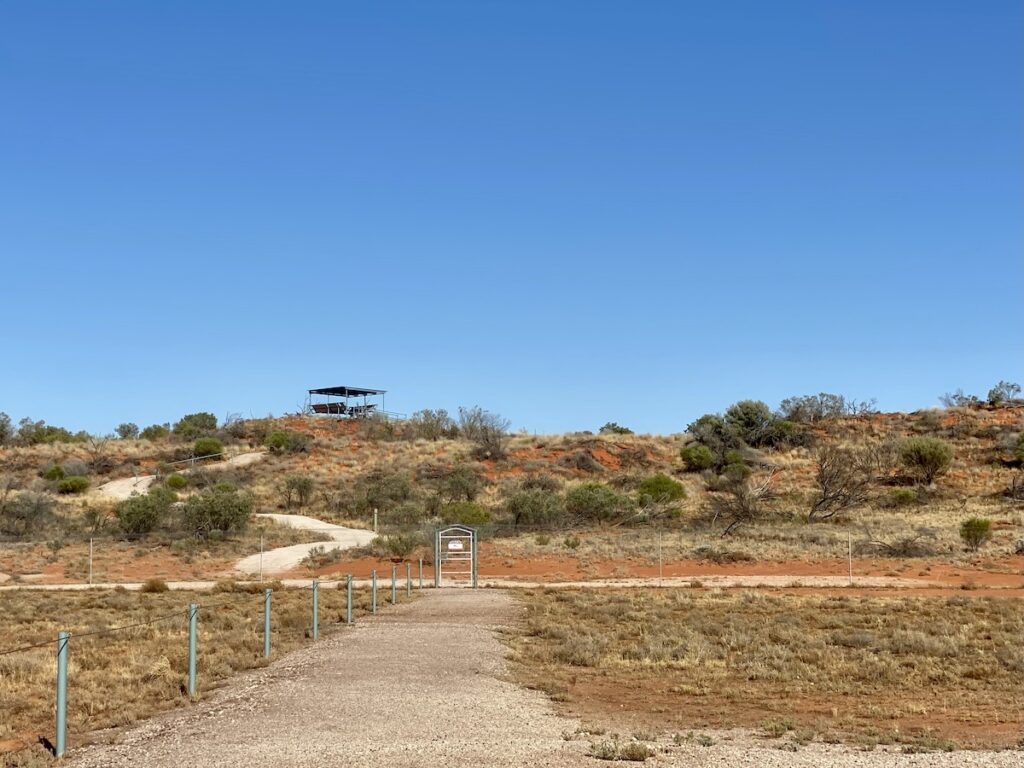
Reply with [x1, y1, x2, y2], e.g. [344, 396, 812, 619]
[434, 525, 477, 588]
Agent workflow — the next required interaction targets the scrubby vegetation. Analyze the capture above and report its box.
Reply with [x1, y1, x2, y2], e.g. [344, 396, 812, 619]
[0, 384, 1022, 576]
[511, 589, 1024, 748]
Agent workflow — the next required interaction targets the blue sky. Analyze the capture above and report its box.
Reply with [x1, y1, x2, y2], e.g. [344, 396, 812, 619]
[1, 1, 1021, 435]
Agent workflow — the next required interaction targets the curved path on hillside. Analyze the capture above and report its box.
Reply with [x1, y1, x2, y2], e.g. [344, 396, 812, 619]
[234, 513, 377, 576]
[67, 590, 1020, 768]
[95, 452, 266, 501]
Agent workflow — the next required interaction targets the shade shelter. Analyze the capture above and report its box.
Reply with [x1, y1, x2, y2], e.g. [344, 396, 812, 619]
[306, 386, 386, 419]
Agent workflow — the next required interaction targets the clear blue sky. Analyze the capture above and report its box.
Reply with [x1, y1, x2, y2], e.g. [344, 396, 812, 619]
[2, 1, 1021, 435]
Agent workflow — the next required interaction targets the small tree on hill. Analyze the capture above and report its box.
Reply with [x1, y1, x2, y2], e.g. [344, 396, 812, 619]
[599, 422, 633, 435]
[115, 423, 140, 440]
[899, 437, 953, 485]
[408, 409, 458, 441]
[283, 475, 315, 509]
[988, 380, 1022, 406]
[173, 412, 218, 440]
[458, 406, 510, 460]
[0, 413, 13, 446]
[809, 445, 872, 521]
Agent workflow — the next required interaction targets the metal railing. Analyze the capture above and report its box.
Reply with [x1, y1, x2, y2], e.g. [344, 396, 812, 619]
[0, 570, 424, 759]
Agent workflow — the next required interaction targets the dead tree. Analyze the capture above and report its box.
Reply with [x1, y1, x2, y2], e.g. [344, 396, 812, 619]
[809, 445, 872, 521]
[709, 469, 777, 536]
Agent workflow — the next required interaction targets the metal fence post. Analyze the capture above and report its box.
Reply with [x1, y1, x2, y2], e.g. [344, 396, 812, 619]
[434, 529, 441, 588]
[346, 574, 353, 625]
[418, 558, 423, 589]
[391, 566, 397, 605]
[311, 580, 319, 641]
[371, 570, 377, 614]
[187, 604, 198, 697]
[406, 562, 411, 597]
[263, 588, 272, 658]
[472, 529, 478, 589]
[55, 631, 69, 758]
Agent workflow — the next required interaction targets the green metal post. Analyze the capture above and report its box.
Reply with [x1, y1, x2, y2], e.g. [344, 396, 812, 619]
[311, 580, 319, 641]
[391, 566, 397, 605]
[55, 631, 69, 758]
[418, 558, 423, 589]
[346, 574, 353, 625]
[263, 588, 272, 658]
[472, 529, 478, 589]
[371, 570, 377, 614]
[406, 562, 411, 597]
[187, 604, 198, 697]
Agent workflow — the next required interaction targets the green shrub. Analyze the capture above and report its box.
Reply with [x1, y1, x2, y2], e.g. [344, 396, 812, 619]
[115, 422, 140, 440]
[1015, 433, 1024, 463]
[115, 487, 177, 535]
[564, 535, 581, 549]
[165, 473, 188, 490]
[506, 489, 565, 528]
[565, 483, 632, 524]
[724, 400, 778, 447]
[372, 532, 423, 559]
[183, 484, 252, 536]
[56, 476, 90, 494]
[140, 424, 171, 441]
[899, 437, 954, 485]
[599, 422, 633, 435]
[41, 464, 66, 481]
[173, 412, 218, 439]
[264, 429, 311, 454]
[140, 578, 169, 593]
[441, 501, 490, 525]
[960, 518, 992, 552]
[889, 488, 918, 507]
[680, 444, 715, 472]
[637, 473, 685, 504]
[193, 437, 224, 459]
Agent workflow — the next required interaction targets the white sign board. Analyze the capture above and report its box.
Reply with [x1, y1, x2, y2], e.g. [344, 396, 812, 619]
[447, 540, 464, 551]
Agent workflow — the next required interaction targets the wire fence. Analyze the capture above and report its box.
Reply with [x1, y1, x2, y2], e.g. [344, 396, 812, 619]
[0, 570, 422, 759]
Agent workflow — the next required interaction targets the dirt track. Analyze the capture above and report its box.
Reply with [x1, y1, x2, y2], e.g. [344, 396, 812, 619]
[66, 590, 1023, 768]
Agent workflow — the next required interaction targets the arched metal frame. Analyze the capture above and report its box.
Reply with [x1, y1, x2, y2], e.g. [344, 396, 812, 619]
[434, 525, 478, 588]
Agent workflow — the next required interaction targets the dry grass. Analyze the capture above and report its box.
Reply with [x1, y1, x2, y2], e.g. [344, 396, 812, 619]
[0, 582, 416, 761]
[508, 588, 1024, 749]
[0, 520, 329, 583]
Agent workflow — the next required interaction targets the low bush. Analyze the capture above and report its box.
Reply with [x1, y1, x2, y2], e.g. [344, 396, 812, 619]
[680, 444, 715, 472]
[889, 488, 918, 507]
[599, 422, 633, 435]
[506, 488, 565, 528]
[115, 487, 178, 535]
[565, 483, 632, 524]
[441, 501, 490, 525]
[960, 518, 992, 552]
[56, 476, 90, 494]
[372, 532, 423, 560]
[140, 578, 169, 593]
[1016, 433, 1024, 463]
[637, 473, 685, 504]
[165, 473, 188, 490]
[264, 429, 311, 454]
[193, 437, 224, 459]
[41, 464, 66, 481]
[183, 485, 252, 536]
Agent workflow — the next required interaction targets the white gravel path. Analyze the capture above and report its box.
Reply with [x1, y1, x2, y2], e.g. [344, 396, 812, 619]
[234, 513, 376, 576]
[95, 452, 266, 500]
[63, 590, 1022, 768]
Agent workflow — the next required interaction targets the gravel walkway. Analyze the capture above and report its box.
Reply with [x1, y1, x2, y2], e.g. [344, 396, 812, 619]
[67, 590, 1022, 768]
